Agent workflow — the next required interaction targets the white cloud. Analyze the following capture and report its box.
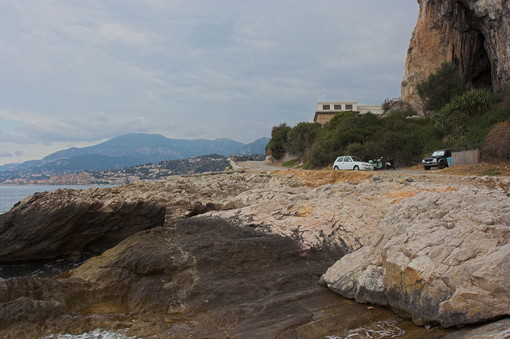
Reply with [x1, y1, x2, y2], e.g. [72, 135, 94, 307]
[0, 0, 418, 164]
[0, 151, 13, 158]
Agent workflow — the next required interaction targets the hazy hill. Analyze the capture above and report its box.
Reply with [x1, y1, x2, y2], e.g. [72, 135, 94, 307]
[0, 134, 269, 177]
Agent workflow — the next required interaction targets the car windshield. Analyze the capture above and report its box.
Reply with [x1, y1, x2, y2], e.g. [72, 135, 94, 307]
[351, 156, 363, 162]
[432, 151, 445, 157]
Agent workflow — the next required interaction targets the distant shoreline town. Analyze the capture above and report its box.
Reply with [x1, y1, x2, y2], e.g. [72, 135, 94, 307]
[0, 154, 264, 186]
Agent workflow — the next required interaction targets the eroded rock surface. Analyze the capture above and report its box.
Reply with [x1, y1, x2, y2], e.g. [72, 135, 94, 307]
[0, 187, 165, 262]
[0, 168, 508, 337]
[401, 0, 510, 111]
[322, 188, 510, 327]
[1, 217, 453, 339]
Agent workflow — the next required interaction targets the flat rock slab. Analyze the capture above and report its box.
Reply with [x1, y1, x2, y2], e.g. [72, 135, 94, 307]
[0, 217, 453, 338]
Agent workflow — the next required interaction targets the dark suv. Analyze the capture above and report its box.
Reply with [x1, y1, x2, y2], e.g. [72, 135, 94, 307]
[422, 149, 452, 170]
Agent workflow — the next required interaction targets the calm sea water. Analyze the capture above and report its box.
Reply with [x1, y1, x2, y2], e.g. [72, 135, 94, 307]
[0, 184, 107, 214]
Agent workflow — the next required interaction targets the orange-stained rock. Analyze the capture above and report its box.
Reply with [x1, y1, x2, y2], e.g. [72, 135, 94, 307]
[401, 0, 510, 112]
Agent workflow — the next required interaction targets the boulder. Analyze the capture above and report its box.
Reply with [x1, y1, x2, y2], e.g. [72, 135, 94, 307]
[322, 188, 510, 327]
[0, 187, 166, 262]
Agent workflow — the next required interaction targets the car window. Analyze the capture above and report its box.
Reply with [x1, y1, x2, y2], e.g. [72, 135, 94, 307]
[351, 156, 363, 162]
[344, 157, 352, 162]
[432, 151, 444, 157]
[336, 157, 343, 162]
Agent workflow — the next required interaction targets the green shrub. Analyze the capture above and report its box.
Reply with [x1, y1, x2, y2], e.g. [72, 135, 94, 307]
[480, 168, 501, 176]
[283, 159, 299, 167]
[417, 62, 465, 113]
[266, 93, 509, 169]
[346, 143, 367, 160]
[448, 90, 492, 115]
[309, 130, 339, 167]
[267, 123, 291, 160]
[286, 122, 321, 158]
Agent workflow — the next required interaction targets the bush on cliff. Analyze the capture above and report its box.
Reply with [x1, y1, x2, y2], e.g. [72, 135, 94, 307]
[435, 91, 510, 150]
[417, 62, 465, 113]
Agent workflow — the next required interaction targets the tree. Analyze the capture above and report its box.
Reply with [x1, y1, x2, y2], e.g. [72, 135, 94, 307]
[417, 62, 465, 113]
[286, 122, 321, 158]
[267, 123, 291, 160]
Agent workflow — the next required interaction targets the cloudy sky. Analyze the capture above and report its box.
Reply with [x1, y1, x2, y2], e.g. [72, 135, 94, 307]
[0, 0, 418, 165]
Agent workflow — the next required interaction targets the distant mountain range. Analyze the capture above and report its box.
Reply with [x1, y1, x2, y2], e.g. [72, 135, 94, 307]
[0, 133, 269, 178]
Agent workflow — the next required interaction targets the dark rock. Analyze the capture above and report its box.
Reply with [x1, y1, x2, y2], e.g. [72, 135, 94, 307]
[0, 188, 165, 262]
[441, 318, 510, 339]
[0, 217, 454, 338]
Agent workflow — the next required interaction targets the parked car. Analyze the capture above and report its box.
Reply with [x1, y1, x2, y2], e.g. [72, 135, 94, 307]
[422, 149, 452, 170]
[333, 156, 373, 171]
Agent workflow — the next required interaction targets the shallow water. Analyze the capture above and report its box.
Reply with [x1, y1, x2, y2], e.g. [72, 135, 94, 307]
[326, 320, 406, 338]
[0, 257, 87, 280]
[42, 329, 136, 339]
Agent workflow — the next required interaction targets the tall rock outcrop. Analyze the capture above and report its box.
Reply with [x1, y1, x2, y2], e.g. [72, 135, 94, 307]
[401, 0, 510, 113]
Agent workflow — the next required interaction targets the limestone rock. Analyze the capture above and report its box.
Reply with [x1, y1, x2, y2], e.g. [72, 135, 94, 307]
[322, 188, 510, 327]
[1, 169, 508, 336]
[401, 0, 510, 112]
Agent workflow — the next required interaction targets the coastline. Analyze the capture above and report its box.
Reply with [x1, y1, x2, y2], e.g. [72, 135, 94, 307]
[0, 166, 508, 337]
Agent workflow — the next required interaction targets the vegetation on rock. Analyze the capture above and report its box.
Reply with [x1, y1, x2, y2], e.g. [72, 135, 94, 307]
[266, 123, 291, 160]
[417, 62, 465, 113]
[268, 63, 510, 168]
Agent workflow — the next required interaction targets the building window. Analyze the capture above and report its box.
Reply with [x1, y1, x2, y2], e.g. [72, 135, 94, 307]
[322, 104, 330, 110]
[345, 104, 353, 110]
[334, 104, 342, 110]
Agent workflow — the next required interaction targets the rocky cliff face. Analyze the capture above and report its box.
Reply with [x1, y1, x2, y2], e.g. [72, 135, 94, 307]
[401, 0, 510, 112]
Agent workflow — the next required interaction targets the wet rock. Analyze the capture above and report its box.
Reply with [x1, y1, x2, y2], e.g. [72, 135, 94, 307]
[441, 318, 510, 339]
[4, 217, 441, 338]
[0, 276, 93, 331]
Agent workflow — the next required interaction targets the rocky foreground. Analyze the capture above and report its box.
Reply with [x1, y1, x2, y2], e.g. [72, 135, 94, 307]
[0, 166, 509, 338]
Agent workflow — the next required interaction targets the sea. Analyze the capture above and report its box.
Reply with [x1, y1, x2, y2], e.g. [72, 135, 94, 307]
[0, 184, 109, 214]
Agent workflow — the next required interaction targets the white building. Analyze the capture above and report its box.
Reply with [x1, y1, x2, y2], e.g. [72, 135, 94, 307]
[313, 101, 384, 124]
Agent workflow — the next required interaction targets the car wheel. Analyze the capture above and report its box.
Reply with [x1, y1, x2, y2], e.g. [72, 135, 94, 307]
[353, 165, 359, 170]
[334, 166, 339, 170]
[438, 161, 445, 169]
[424, 166, 430, 170]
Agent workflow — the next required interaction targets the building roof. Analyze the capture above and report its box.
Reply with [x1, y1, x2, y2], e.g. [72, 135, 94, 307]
[313, 101, 384, 123]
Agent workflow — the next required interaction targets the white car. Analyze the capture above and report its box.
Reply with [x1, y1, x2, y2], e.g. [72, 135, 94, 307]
[333, 156, 373, 171]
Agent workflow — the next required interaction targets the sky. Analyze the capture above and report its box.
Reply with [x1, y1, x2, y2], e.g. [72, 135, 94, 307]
[0, 0, 419, 165]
